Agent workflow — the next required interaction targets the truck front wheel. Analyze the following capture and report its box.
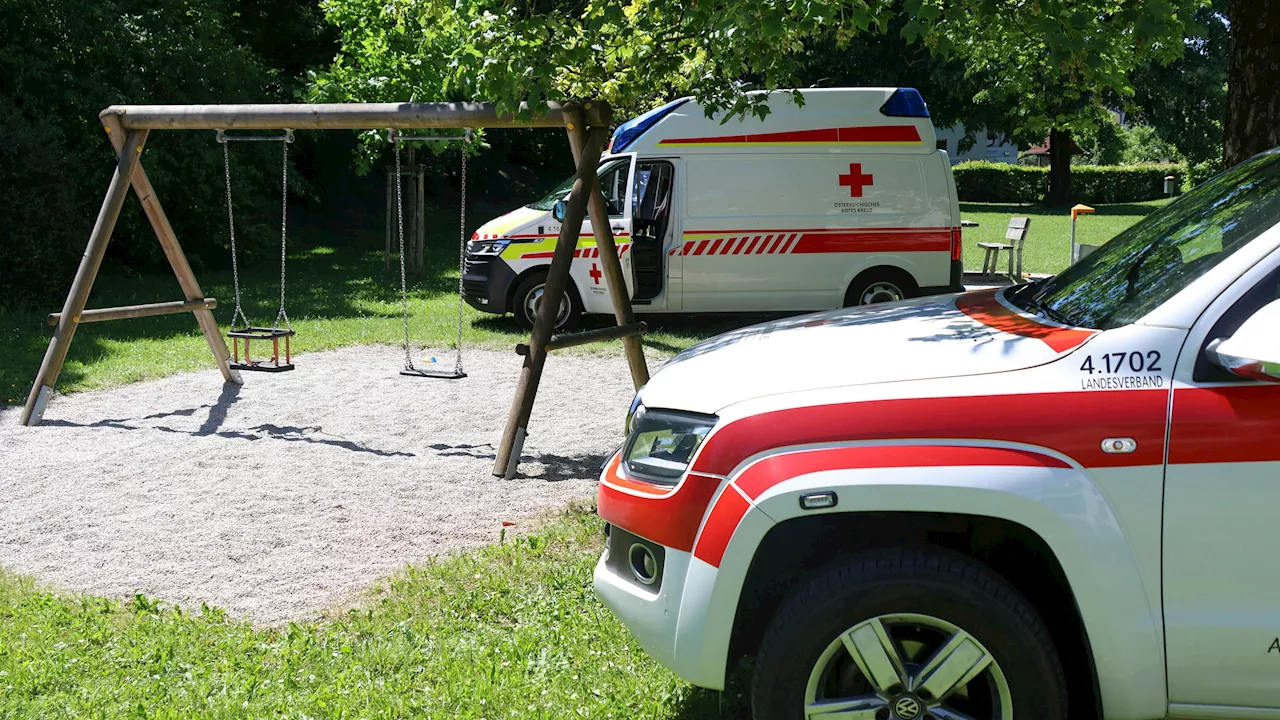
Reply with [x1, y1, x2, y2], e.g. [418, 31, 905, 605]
[751, 549, 1067, 720]
[511, 271, 583, 332]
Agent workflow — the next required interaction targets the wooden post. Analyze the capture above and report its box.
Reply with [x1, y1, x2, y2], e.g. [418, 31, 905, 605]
[566, 118, 650, 390]
[99, 112, 239, 388]
[492, 111, 607, 478]
[20, 129, 149, 425]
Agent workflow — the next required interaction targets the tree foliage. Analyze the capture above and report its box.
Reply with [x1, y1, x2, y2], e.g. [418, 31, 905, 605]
[312, 0, 888, 121]
[898, 0, 1208, 204]
[1126, 0, 1227, 165]
[0, 0, 335, 309]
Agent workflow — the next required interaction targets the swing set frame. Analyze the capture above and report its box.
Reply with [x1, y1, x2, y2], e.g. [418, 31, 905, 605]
[21, 100, 650, 480]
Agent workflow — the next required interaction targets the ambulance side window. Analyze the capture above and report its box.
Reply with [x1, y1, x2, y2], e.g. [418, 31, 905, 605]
[599, 160, 631, 217]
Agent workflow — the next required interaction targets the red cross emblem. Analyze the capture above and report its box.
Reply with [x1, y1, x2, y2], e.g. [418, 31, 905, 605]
[589, 263, 603, 285]
[839, 163, 874, 197]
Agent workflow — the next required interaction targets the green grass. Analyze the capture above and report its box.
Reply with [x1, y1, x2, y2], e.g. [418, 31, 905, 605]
[0, 227, 747, 406]
[2, 199, 1173, 406]
[0, 506, 749, 719]
[959, 198, 1171, 276]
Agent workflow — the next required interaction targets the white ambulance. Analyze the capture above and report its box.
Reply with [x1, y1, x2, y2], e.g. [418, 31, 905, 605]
[462, 88, 963, 330]
[594, 150, 1280, 719]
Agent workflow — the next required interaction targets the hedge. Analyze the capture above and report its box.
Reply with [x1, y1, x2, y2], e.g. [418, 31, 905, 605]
[952, 161, 1206, 204]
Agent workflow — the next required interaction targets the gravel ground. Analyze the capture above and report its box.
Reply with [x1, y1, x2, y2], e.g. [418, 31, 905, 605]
[0, 345, 651, 624]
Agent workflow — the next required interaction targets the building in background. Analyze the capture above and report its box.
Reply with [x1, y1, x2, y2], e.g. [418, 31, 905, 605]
[935, 124, 1020, 164]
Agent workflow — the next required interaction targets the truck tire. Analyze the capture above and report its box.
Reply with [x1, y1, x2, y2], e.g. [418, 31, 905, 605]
[751, 548, 1067, 720]
[844, 267, 918, 306]
[511, 271, 582, 332]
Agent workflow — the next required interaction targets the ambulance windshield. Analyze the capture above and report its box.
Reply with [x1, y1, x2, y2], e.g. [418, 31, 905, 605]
[1008, 150, 1280, 330]
[528, 157, 632, 213]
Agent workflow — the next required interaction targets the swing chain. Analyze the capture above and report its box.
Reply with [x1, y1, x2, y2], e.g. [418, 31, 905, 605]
[395, 134, 416, 372]
[274, 132, 293, 331]
[220, 140, 251, 331]
[392, 129, 472, 376]
[454, 140, 467, 376]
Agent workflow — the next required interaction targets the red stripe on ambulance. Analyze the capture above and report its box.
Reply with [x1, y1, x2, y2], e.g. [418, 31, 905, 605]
[657, 125, 924, 146]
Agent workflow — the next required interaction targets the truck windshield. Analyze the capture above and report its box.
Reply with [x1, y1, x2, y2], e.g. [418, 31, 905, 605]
[1007, 151, 1280, 330]
[527, 157, 631, 213]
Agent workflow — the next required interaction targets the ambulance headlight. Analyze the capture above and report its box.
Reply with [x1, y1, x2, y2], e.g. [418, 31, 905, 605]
[466, 239, 510, 256]
[622, 408, 717, 484]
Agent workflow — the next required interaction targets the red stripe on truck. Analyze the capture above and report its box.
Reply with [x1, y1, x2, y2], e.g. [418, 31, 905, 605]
[957, 290, 1097, 353]
[597, 455, 721, 552]
[690, 445, 1069, 568]
[690, 390, 1170, 478]
[1170, 385, 1280, 464]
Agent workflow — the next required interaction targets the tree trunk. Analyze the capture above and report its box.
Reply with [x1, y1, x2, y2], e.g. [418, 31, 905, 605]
[1224, 0, 1280, 168]
[1046, 128, 1074, 207]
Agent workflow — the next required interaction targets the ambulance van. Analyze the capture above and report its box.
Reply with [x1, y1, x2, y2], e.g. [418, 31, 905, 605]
[462, 87, 965, 330]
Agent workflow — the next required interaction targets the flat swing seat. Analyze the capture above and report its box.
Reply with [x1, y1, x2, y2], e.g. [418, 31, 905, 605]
[228, 326, 295, 372]
[400, 367, 467, 380]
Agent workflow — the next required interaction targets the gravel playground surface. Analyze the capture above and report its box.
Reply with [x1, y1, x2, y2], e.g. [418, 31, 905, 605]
[0, 345, 651, 624]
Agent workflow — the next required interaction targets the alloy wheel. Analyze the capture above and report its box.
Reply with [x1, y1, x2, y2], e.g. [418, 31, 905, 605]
[803, 613, 1013, 720]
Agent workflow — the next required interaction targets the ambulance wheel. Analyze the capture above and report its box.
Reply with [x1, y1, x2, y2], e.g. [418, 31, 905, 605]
[845, 267, 917, 306]
[750, 549, 1067, 720]
[512, 271, 582, 332]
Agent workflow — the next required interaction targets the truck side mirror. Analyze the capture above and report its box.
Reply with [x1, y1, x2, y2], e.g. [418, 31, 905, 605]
[552, 199, 568, 222]
[1207, 298, 1280, 383]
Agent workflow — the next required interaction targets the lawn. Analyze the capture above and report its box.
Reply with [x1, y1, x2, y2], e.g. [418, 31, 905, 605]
[1, 199, 1170, 406]
[959, 198, 1171, 276]
[0, 506, 748, 719]
[0, 221, 744, 406]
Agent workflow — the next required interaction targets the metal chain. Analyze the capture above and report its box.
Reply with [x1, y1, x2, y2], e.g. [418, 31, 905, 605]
[453, 140, 467, 375]
[221, 140, 251, 331]
[273, 135, 292, 331]
[395, 136, 416, 372]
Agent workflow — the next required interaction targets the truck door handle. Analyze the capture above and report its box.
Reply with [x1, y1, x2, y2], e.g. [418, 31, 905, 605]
[611, 226, 624, 233]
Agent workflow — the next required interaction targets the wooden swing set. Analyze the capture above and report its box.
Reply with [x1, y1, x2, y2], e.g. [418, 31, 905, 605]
[21, 100, 650, 479]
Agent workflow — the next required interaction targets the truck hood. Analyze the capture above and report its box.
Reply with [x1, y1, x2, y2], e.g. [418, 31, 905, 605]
[640, 289, 1099, 415]
[474, 206, 546, 240]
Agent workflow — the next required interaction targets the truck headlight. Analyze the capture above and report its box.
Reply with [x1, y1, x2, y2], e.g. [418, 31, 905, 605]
[621, 408, 717, 484]
[466, 239, 510, 256]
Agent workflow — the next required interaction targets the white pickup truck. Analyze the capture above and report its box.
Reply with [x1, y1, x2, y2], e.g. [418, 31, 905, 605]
[593, 149, 1280, 720]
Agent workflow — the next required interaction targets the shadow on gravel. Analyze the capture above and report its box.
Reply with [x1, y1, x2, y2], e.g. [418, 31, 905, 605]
[43, 387, 414, 458]
[424, 443, 607, 482]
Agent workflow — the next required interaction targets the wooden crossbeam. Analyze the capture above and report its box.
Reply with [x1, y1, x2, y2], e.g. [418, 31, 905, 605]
[515, 322, 647, 355]
[47, 298, 216, 326]
[104, 101, 610, 131]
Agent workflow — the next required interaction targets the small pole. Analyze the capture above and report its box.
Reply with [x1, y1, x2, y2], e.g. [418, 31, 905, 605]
[1070, 204, 1094, 263]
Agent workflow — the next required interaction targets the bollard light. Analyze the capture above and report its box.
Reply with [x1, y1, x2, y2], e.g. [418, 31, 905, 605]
[1070, 204, 1095, 263]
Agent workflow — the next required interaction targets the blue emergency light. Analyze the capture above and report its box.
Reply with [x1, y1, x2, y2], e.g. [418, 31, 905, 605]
[610, 97, 690, 153]
[879, 88, 930, 118]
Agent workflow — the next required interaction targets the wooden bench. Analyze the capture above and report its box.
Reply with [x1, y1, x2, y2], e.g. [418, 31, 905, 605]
[979, 217, 1030, 282]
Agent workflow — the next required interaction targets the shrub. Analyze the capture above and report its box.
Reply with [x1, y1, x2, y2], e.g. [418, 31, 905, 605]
[952, 161, 1184, 204]
[1070, 164, 1182, 204]
[1183, 160, 1223, 191]
[951, 161, 1048, 203]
